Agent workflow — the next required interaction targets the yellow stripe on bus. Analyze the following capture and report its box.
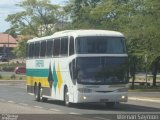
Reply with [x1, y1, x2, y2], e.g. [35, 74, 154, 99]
[57, 64, 63, 93]
[26, 76, 50, 88]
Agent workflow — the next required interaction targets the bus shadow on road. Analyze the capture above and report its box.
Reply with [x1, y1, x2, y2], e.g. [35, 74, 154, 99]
[71, 103, 160, 112]
[44, 100, 160, 112]
[44, 100, 65, 106]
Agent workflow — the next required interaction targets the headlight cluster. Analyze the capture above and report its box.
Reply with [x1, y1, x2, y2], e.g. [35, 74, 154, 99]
[78, 88, 92, 93]
[116, 88, 128, 92]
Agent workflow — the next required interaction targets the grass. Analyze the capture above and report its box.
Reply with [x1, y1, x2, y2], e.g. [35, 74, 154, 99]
[128, 85, 160, 92]
[129, 75, 160, 92]
[129, 88, 160, 92]
[0, 74, 26, 80]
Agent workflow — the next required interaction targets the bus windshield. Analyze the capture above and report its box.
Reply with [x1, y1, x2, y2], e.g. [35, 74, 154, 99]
[76, 57, 128, 85]
[76, 36, 126, 54]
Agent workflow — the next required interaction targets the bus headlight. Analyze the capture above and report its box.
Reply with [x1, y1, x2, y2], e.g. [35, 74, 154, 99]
[78, 88, 92, 93]
[83, 96, 87, 100]
[121, 95, 125, 99]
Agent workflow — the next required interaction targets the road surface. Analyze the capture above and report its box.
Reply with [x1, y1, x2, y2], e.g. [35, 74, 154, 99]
[0, 81, 160, 120]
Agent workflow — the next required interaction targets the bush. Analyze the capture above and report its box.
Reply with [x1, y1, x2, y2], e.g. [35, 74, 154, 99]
[3, 66, 15, 72]
[0, 74, 2, 79]
[19, 77, 23, 80]
[10, 74, 16, 80]
[0, 62, 25, 72]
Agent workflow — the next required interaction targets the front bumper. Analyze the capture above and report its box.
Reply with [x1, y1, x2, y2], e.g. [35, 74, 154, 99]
[74, 92, 128, 103]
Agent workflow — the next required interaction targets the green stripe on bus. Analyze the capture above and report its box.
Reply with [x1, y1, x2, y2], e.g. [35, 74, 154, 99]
[26, 69, 49, 77]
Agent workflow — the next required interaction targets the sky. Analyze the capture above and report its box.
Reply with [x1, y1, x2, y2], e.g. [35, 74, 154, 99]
[0, 0, 68, 33]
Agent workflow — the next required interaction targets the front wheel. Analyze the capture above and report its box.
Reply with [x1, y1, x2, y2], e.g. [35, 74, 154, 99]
[39, 87, 48, 102]
[64, 88, 70, 107]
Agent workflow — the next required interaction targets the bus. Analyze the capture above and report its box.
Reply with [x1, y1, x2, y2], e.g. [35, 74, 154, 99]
[26, 30, 129, 107]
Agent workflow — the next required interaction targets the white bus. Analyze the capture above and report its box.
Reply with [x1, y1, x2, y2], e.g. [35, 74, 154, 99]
[26, 30, 129, 107]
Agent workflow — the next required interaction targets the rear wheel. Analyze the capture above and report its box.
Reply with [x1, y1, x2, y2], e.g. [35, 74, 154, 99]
[39, 87, 48, 102]
[34, 84, 40, 101]
[64, 87, 70, 107]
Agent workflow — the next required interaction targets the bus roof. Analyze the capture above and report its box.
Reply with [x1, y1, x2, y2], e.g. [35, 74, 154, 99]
[27, 30, 124, 43]
[53, 30, 124, 37]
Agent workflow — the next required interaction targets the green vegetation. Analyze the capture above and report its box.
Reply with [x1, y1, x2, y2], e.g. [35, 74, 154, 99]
[5, 0, 61, 37]
[0, 74, 2, 79]
[4, 0, 160, 87]
[0, 62, 25, 72]
[0, 74, 26, 80]
[129, 85, 160, 92]
[12, 39, 27, 59]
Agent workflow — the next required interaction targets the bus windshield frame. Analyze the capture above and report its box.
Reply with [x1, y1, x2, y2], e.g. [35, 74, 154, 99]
[75, 36, 126, 54]
[75, 57, 128, 85]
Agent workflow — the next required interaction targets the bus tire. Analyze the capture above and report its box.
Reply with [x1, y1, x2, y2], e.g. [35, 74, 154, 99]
[64, 87, 70, 107]
[34, 84, 40, 101]
[39, 86, 48, 102]
[105, 102, 115, 108]
[41, 97, 48, 102]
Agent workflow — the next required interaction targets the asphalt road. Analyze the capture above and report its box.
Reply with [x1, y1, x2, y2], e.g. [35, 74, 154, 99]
[0, 81, 160, 120]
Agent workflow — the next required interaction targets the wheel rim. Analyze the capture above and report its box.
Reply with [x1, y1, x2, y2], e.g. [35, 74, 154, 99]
[40, 87, 43, 101]
[34, 85, 40, 101]
[65, 91, 69, 105]
[35, 86, 38, 99]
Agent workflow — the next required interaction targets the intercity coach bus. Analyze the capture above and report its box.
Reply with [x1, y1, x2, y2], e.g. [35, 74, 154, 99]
[26, 30, 129, 107]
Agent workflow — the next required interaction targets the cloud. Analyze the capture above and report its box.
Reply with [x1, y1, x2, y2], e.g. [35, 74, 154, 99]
[0, 0, 23, 32]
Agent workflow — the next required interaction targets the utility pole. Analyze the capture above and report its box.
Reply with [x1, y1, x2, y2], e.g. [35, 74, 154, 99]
[8, 34, 10, 64]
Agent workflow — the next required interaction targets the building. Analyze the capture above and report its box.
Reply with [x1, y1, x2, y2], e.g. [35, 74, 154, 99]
[0, 33, 17, 57]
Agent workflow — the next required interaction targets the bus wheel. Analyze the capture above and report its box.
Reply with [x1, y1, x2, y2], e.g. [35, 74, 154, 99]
[105, 102, 115, 108]
[64, 88, 70, 107]
[34, 84, 40, 101]
[39, 87, 48, 102]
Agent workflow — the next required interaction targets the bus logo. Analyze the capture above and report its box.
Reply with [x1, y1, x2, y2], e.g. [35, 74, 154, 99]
[35, 60, 44, 67]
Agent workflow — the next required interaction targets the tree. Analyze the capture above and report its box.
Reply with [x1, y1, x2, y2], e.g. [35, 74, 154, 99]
[64, 0, 101, 28]
[12, 39, 27, 61]
[6, 0, 160, 86]
[6, 0, 61, 37]
[66, 0, 160, 86]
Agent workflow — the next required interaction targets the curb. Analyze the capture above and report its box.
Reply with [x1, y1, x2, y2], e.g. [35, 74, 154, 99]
[128, 97, 160, 103]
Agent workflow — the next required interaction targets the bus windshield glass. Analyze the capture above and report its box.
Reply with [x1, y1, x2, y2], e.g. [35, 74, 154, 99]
[76, 57, 128, 85]
[76, 36, 126, 54]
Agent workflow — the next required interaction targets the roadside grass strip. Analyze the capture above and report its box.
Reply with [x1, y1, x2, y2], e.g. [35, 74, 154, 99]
[129, 97, 160, 103]
[94, 117, 111, 120]
[49, 109, 60, 112]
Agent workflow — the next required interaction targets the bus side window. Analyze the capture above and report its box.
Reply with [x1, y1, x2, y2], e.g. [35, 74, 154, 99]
[34, 42, 40, 58]
[26, 44, 28, 58]
[53, 38, 60, 56]
[60, 37, 68, 56]
[28, 43, 30, 58]
[40, 40, 46, 57]
[69, 36, 74, 56]
[46, 39, 53, 57]
[29, 43, 34, 58]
